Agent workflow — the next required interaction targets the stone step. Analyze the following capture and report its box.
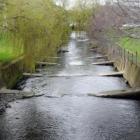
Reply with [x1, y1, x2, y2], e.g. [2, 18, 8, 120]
[88, 88, 140, 99]
[23, 73, 43, 77]
[98, 71, 124, 77]
[46, 74, 92, 78]
[0, 89, 44, 99]
[92, 61, 114, 65]
[36, 61, 60, 66]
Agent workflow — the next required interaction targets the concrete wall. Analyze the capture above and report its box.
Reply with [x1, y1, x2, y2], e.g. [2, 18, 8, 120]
[106, 48, 140, 88]
[94, 39, 140, 88]
[114, 58, 140, 88]
[0, 56, 24, 89]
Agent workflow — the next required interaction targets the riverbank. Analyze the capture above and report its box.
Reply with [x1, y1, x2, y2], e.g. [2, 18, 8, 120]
[93, 43, 140, 88]
[0, 46, 71, 113]
[0, 56, 24, 113]
[89, 42, 140, 98]
[107, 46, 140, 88]
[0, 56, 24, 89]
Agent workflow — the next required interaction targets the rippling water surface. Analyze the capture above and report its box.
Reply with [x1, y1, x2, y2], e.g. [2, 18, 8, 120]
[0, 32, 140, 140]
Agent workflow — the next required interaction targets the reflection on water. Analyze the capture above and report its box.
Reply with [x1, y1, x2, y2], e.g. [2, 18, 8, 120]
[0, 32, 140, 140]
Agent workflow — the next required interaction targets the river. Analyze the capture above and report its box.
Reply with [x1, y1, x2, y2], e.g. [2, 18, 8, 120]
[0, 32, 140, 140]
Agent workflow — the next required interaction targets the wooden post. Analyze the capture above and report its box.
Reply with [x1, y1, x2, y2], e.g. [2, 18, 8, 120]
[121, 47, 122, 58]
[128, 51, 129, 61]
[119, 47, 121, 58]
[132, 53, 133, 64]
[136, 51, 138, 65]
[124, 48, 125, 61]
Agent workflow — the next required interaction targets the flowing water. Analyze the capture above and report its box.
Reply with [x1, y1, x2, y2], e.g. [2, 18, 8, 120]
[0, 32, 140, 140]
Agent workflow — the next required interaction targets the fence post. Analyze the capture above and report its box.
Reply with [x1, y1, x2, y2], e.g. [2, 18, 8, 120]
[128, 51, 129, 61]
[121, 47, 123, 58]
[132, 52, 133, 64]
[111, 46, 113, 59]
[124, 48, 125, 62]
[119, 47, 121, 58]
[136, 51, 138, 65]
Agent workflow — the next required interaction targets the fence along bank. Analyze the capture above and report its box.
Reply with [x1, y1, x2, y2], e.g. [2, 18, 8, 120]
[106, 44, 140, 88]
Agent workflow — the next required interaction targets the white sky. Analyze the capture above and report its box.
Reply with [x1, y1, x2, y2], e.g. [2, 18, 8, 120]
[68, 0, 106, 7]
[55, 0, 106, 9]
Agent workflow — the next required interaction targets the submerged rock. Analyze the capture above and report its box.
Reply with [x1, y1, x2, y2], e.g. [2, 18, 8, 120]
[0, 104, 6, 114]
[57, 48, 69, 53]
[22, 92, 44, 99]
[0, 89, 44, 115]
[0, 100, 8, 114]
[6, 104, 12, 108]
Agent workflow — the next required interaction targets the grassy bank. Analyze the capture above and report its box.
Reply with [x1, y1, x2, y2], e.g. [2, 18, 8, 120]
[107, 29, 140, 56]
[119, 37, 140, 54]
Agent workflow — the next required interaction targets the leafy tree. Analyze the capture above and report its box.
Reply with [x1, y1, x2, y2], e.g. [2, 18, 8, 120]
[0, 0, 70, 72]
[69, 0, 94, 31]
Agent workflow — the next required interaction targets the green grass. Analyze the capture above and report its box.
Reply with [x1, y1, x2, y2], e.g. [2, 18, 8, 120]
[0, 36, 23, 62]
[107, 27, 140, 54]
[118, 36, 140, 62]
[119, 37, 140, 54]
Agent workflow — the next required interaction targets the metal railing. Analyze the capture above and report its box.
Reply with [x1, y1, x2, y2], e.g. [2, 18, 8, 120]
[107, 44, 139, 66]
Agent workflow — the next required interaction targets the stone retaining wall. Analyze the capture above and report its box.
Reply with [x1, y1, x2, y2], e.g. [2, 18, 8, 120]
[106, 47, 140, 88]
[114, 58, 140, 88]
[0, 56, 24, 89]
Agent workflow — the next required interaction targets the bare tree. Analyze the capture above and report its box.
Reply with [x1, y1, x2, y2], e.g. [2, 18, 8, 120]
[88, 4, 124, 37]
[111, 0, 140, 38]
[111, 0, 140, 22]
[88, 0, 140, 48]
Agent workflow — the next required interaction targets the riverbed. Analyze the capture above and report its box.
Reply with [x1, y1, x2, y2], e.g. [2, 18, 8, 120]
[0, 32, 140, 140]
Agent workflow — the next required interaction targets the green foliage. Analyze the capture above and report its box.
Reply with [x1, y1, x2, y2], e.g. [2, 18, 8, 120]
[0, 0, 70, 72]
[69, 0, 93, 31]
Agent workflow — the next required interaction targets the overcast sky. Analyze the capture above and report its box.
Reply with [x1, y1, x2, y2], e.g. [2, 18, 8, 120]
[68, 0, 106, 7]
[55, 0, 106, 9]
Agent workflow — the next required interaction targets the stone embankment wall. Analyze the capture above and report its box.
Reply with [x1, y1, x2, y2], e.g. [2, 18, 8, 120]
[114, 58, 140, 88]
[106, 46, 140, 88]
[0, 56, 24, 89]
